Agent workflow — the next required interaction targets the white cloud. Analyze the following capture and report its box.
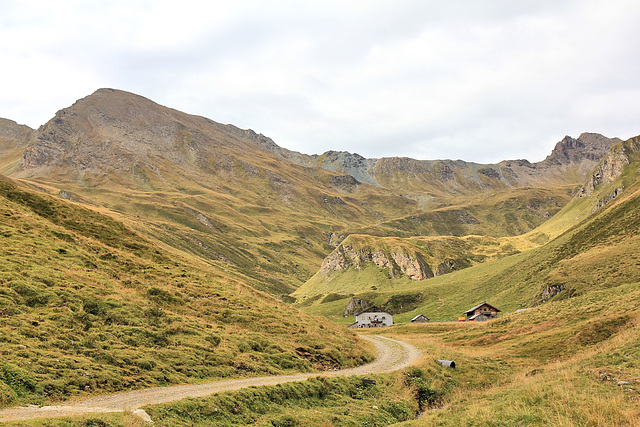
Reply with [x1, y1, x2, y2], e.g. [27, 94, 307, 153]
[1, 0, 640, 163]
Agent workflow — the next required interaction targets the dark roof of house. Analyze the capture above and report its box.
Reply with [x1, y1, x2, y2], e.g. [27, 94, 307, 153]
[464, 301, 501, 315]
[355, 305, 392, 316]
[411, 314, 430, 321]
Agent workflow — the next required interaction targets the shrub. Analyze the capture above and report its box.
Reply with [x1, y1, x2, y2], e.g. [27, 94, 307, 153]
[404, 367, 446, 411]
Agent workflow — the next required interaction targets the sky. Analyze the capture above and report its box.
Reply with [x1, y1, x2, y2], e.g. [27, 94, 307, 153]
[1, 0, 640, 163]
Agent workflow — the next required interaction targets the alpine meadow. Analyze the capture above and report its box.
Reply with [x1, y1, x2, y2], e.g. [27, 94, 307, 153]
[0, 89, 639, 426]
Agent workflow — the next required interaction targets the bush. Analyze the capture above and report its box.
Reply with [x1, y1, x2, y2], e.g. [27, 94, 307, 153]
[404, 367, 446, 411]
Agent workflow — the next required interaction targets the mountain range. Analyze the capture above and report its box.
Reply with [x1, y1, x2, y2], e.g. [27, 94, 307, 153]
[2, 88, 640, 424]
[0, 89, 621, 298]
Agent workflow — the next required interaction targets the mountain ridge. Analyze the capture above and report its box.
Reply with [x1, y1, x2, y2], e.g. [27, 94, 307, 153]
[0, 88, 625, 295]
[4, 88, 618, 197]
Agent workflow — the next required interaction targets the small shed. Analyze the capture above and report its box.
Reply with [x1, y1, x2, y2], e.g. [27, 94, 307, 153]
[464, 302, 500, 321]
[348, 306, 393, 328]
[410, 314, 430, 323]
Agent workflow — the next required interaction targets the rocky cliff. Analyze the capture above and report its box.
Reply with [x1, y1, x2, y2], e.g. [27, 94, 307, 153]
[578, 136, 640, 197]
[310, 232, 523, 284]
[319, 243, 434, 281]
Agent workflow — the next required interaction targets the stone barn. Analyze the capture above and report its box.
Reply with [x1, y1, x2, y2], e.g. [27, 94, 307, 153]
[410, 314, 430, 323]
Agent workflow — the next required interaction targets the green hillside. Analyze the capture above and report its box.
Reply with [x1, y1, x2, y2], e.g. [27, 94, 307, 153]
[0, 89, 638, 425]
[134, 136, 640, 426]
[2, 90, 613, 300]
[299, 136, 640, 325]
[0, 176, 372, 408]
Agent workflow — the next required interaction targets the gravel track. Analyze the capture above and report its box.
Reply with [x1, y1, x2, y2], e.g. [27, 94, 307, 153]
[0, 335, 421, 422]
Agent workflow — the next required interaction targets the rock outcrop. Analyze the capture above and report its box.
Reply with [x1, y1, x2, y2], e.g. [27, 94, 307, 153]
[343, 297, 369, 317]
[319, 243, 434, 281]
[578, 137, 640, 198]
[533, 284, 575, 306]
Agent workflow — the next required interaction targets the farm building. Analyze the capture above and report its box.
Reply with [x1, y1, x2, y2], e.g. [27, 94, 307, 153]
[463, 302, 501, 321]
[348, 306, 393, 328]
[410, 314, 430, 323]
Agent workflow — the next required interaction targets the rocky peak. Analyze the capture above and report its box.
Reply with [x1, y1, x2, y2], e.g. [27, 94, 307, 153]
[542, 133, 619, 166]
[317, 151, 368, 169]
[316, 151, 378, 185]
[16, 88, 297, 181]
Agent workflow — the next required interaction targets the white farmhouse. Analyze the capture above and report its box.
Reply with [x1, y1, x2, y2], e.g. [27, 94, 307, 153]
[348, 306, 393, 328]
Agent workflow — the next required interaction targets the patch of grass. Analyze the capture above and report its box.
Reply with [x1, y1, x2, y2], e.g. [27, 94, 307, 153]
[0, 179, 374, 408]
[383, 283, 640, 426]
[321, 293, 353, 304]
[146, 375, 417, 426]
[2, 412, 149, 426]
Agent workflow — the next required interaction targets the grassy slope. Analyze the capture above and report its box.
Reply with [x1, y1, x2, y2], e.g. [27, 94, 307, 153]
[20, 283, 639, 426]
[23, 163, 573, 301]
[392, 281, 640, 426]
[0, 176, 374, 408]
[293, 186, 573, 306]
[367, 186, 575, 238]
[300, 137, 640, 324]
[293, 233, 528, 302]
[51, 140, 640, 427]
[23, 153, 420, 297]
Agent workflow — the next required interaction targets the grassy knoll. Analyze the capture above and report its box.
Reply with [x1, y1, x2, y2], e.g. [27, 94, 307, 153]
[0, 177, 373, 408]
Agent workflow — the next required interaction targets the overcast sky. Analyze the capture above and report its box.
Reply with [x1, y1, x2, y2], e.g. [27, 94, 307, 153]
[1, 0, 639, 163]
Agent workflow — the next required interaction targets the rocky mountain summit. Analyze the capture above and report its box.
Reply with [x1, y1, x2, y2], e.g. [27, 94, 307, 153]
[0, 88, 617, 198]
[16, 88, 311, 188]
[302, 133, 620, 196]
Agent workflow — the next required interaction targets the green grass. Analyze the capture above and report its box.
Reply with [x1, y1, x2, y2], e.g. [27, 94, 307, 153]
[0, 178, 374, 408]
[387, 282, 640, 426]
[145, 375, 416, 426]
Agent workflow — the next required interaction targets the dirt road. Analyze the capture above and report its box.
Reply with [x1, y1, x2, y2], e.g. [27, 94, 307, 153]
[0, 335, 421, 423]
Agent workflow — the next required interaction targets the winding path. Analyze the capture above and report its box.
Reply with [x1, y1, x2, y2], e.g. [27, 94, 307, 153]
[0, 335, 421, 423]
